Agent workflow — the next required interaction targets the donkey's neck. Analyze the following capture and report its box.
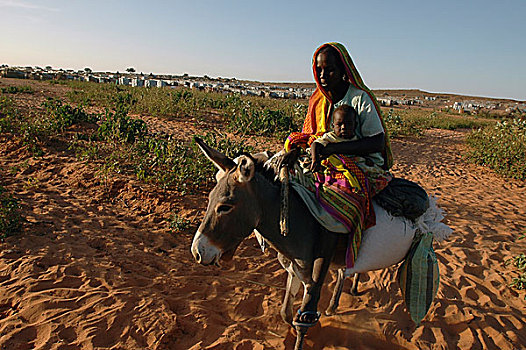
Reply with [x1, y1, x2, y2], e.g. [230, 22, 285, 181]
[253, 174, 319, 261]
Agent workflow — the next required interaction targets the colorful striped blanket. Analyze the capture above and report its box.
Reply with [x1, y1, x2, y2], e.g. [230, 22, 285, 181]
[286, 149, 375, 268]
[314, 155, 375, 268]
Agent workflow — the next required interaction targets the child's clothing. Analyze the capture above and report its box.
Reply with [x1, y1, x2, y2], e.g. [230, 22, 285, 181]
[312, 131, 385, 176]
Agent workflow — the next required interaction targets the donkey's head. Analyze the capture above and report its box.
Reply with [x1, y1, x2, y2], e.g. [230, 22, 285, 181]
[191, 137, 268, 265]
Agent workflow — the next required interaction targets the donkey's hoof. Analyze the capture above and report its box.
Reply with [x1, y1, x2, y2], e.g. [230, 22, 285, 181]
[280, 307, 293, 325]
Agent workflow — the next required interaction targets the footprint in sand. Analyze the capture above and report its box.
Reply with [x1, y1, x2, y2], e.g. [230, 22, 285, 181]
[234, 294, 265, 320]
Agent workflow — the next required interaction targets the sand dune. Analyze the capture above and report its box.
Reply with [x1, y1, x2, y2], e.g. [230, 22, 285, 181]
[1, 81, 525, 349]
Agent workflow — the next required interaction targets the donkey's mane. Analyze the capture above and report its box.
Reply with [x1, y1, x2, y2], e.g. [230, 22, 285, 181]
[239, 152, 282, 187]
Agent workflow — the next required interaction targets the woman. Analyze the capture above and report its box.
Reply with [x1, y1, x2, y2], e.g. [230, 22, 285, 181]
[284, 42, 393, 268]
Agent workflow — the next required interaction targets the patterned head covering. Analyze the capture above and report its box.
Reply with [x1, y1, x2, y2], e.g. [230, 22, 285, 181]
[301, 42, 393, 169]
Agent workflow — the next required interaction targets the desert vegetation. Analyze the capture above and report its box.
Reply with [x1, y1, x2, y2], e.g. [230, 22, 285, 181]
[0, 185, 21, 240]
[507, 234, 526, 299]
[2, 81, 524, 192]
[0, 85, 33, 94]
[0, 78, 525, 349]
[467, 118, 526, 180]
[1, 81, 524, 200]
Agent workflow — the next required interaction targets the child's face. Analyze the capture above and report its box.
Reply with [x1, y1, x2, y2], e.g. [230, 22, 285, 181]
[333, 111, 355, 139]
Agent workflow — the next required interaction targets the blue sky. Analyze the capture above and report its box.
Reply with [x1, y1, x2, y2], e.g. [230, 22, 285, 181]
[1, 0, 525, 100]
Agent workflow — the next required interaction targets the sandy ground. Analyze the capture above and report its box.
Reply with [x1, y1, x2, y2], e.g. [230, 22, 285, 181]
[0, 78, 525, 349]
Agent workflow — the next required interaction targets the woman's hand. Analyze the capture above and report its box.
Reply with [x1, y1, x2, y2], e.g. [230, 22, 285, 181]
[277, 147, 301, 170]
[310, 160, 322, 173]
[310, 142, 324, 172]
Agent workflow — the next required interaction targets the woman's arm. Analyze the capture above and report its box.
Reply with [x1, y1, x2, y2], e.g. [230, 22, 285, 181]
[320, 133, 385, 157]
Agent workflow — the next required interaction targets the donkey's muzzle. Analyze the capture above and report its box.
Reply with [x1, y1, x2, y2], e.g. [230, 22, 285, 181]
[191, 230, 221, 265]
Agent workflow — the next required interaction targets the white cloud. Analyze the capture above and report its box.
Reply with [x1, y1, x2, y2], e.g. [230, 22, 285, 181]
[0, 0, 59, 11]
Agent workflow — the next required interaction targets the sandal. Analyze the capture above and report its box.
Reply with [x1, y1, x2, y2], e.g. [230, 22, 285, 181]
[292, 309, 321, 327]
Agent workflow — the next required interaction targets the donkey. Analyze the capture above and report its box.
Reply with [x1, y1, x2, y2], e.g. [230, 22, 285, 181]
[191, 137, 450, 350]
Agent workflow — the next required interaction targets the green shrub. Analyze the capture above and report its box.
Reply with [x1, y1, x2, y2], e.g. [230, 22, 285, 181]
[112, 91, 138, 115]
[383, 109, 423, 137]
[65, 83, 257, 192]
[7, 99, 95, 156]
[20, 123, 45, 156]
[96, 108, 147, 143]
[226, 100, 297, 138]
[507, 234, 526, 300]
[466, 119, 526, 180]
[510, 253, 526, 289]
[0, 97, 46, 155]
[65, 82, 226, 118]
[0, 186, 22, 239]
[0, 96, 17, 133]
[129, 132, 254, 192]
[1, 86, 33, 94]
[42, 98, 94, 132]
[63, 81, 306, 139]
[169, 213, 191, 233]
[382, 108, 496, 137]
[72, 128, 254, 193]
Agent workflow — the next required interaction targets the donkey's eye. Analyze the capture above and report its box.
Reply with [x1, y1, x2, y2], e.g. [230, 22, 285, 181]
[216, 204, 233, 215]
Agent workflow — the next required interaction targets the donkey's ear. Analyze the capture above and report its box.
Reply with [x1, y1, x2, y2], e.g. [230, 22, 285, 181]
[194, 136, 236, 172]
[235, 155, 255, 183]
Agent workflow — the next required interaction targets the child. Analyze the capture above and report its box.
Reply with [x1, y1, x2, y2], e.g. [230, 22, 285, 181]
[310, 104, 357, 172]
[310, 104, 385, 175]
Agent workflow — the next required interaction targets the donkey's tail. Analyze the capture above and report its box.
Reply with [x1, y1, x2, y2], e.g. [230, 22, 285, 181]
[414, 196, 453, 242]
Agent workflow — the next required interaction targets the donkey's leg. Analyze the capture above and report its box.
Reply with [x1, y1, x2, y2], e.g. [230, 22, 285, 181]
[325, 268, 345, 316]
[295, 230, 338, 324]
[278, 253, 301, 325]
[350, 273, 360, 296]
[281, 270, 301, 324]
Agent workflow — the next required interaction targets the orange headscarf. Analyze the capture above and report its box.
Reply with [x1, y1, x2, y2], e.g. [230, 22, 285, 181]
[287, 42, 393, 169]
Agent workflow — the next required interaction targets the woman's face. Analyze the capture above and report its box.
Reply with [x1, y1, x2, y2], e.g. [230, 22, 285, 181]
[316, 51, 344, 92]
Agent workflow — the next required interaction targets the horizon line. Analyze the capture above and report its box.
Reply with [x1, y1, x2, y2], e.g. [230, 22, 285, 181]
[2, 63, 524, 103]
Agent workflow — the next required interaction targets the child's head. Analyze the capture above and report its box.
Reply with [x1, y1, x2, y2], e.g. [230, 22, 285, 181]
[332, 104, 357, 139]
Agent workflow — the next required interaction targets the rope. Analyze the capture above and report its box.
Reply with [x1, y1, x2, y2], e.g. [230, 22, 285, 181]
[279, 165, 290, 236]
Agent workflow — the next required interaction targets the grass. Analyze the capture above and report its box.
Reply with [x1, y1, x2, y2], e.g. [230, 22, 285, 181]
[466, 118, 526, 180]
[506, 234, 526, 300]
[2, 92, 254, 193]
[1, 85, 33, 94]
[381, 108, 496, 137]
[63, 80, 305, 138]
[66, 98, 255, 193]
[1, 96, 96, 156]
[169, 213, 191, 233]
[0, 185, 22, 239]
[4, 81, 524, 186]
